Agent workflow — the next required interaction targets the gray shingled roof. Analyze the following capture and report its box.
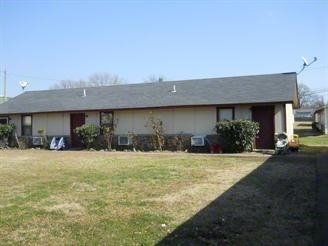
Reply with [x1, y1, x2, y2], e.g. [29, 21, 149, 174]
[0, 72, 298, 114]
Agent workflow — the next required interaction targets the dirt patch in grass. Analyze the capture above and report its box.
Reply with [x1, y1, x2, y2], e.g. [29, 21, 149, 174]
[46, 202, 85, 215]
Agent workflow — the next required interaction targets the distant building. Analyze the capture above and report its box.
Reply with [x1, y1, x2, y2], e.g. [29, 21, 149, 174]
[294, 109, 315, 121]
[314, 106, 328, 134]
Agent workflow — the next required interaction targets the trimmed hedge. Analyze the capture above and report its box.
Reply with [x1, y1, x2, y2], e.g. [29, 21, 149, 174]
[74, 124, 100, 149]
[216, 120, 259, 153]
[0, 124, 15, 140]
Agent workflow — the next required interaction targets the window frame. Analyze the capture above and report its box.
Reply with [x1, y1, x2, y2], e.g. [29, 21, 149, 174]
[216, 107, 235, 122]
[0, 117, 9, 125]
[100, 111, 114, 129]
[22, 115, 32, 136]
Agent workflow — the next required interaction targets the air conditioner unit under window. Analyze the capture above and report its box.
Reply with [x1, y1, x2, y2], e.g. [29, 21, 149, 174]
[191, 136, 206, 147]
[118, 136, 131, 146]
[32, 137, 44, 146]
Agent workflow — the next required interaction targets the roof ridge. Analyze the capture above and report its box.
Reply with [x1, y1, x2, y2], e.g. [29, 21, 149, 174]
[17, 72, 298, 94]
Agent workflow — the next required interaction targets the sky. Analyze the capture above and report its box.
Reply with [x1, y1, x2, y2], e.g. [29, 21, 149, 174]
[0, 0, 327, 98]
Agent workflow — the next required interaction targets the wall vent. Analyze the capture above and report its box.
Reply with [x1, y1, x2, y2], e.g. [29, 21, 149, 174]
[118, 136, 131, 146]
[191, 136, 205, 146]
[171, 84, 176, 93]
[32, 137, 44, 146]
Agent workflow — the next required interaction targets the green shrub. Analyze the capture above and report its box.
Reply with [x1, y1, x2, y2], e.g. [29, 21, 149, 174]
[0, 124, 15, 140]
[74, 124, 100, 149]
[216, 120, 259, 153]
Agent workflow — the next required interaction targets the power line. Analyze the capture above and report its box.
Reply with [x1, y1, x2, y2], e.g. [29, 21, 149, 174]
[305, 66, 328, 71]
[303, 89, 328, 96]
[0, 70, 61, 82]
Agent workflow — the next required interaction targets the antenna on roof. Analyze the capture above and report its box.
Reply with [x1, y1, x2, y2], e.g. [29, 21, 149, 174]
[171, 84, 176, 93]
[19, 81, 29, 90]
[297, 56, 317, 75]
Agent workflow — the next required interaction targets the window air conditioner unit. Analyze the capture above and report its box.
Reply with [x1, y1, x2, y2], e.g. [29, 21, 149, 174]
[32, 136, 44, 146]
[118, 136, 131, 146]
[191, 136, 206, 147]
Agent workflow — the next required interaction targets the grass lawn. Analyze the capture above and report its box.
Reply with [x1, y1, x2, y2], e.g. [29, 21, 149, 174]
[0, 150, 316, 245]
[294, 121, 328, 154]
[300, 134, 328, 147]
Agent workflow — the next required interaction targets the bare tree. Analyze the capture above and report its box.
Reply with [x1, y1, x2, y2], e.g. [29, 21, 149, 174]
[144, 74, 166, 83]
[50, 72, 125, 89]
[88, 72, 124, 86]
[51, 79, 87, 89]
[298, 83, 325, 108]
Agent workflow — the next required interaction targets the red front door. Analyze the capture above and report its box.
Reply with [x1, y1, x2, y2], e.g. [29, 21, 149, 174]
[70, 113, 85, 148]
[252, 106, 275, 149]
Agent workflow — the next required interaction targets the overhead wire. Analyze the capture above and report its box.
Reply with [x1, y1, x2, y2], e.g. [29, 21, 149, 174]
[0, 71, 61, 82]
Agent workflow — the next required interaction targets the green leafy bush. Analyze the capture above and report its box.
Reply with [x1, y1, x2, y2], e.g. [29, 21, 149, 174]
[74, 124, 100, 149]
[0, 124, 15, 140]
[216, 120, 259, 153]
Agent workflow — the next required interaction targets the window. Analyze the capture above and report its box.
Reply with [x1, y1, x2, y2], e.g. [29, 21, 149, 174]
[100, 112, 114, 128]
[0, 117, 8, 125]
[22, 115, 32, 136]
[217, 108, 234, 122]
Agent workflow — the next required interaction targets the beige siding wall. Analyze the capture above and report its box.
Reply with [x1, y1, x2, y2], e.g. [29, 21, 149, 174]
[115, 107, 217, 135]
[316, 108, 328, 134]
[115, 106, 253, 135]
[86, 112, 99, 125]
[33, 113, 70, 136]
[274, 104, 284, 134]
[285, 103, 294, 137]
[324, 108, 328, 134]
[9, 104, 291, 138]
[115, 110, 136, 134]
[273, 103, 294, 139]
[172, 108, 194, 134]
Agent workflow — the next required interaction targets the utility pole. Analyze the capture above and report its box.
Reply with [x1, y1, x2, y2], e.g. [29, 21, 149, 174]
[4, 69, 6, 100]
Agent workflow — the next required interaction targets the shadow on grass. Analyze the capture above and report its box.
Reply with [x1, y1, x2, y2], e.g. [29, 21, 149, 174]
[294, 128, 321, 137]
[300, 145, 328, 155]
[156, 154, 316, 246]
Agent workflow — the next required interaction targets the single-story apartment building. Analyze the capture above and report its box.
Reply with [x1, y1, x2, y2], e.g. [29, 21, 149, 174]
[0, 72, 299, 150]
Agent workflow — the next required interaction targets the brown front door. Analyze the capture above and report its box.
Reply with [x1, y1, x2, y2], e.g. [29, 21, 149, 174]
[252, 106, 275, 149]
[70, 113, 85, 148]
